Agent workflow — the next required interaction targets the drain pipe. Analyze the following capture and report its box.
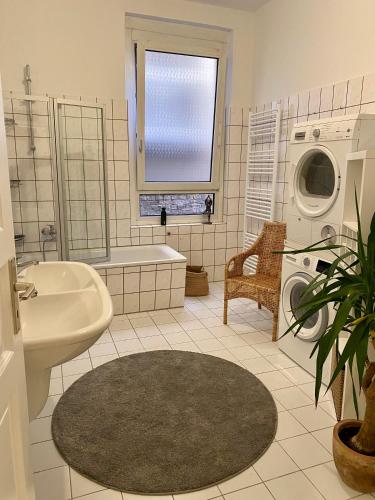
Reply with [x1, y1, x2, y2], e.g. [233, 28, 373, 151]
[23, 64, 36, 152]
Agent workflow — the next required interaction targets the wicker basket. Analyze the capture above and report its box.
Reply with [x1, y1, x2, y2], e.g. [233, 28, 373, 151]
[185, 265, 209, 297]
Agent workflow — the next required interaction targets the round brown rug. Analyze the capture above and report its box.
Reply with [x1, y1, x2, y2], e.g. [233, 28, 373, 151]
[52, 350, 277, 494]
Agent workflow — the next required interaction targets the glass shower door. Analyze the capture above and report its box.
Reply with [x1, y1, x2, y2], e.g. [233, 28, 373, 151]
[55, 99, 110, 263]
[5, 95, 59, 261]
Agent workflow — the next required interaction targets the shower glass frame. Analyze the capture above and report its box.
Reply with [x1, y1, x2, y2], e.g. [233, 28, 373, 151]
[51, 98, 110, 264]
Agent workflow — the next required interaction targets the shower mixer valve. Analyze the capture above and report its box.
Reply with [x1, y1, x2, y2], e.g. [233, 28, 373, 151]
[41, 224, 57, 240]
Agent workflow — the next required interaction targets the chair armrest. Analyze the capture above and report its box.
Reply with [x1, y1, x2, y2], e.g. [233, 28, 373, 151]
[225, 247, 258, 278]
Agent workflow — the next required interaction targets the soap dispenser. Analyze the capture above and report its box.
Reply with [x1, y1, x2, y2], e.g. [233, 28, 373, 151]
[160, 207, 167, 226]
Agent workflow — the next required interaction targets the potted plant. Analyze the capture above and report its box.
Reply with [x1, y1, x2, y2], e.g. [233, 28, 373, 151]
[281, 196, 375, 493]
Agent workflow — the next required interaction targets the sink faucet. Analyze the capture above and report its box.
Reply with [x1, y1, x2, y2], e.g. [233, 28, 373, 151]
[14, 281, 38, 300]
[15, 259, 39, 300]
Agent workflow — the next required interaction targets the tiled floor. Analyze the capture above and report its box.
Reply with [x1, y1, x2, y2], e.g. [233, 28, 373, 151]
[30, 283, 373, 500]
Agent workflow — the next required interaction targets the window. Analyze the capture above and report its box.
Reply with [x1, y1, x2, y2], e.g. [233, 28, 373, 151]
[126, 17, 228, 222]
[133, 31, 226, 201]
[139, 193, 215, 217]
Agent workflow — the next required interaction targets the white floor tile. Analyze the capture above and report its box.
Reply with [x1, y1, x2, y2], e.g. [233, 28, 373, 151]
[130, 317, 154, 328]
[291, 405, 337, 431]
[135, 325, 161, 338]
[195, 338, 224, 352]
[62, 358, 92, 377]
[62, 373, 82, 391]
[219, 335, 248, 349]
[253, 442, 299, 481]
[241, 357, 276, 374]
[304, 461, 360, 500]
[172, 342, 201, 352]
[31, 440, 66, 472]
[211, 349, 240, 364]
[218, 466, 261, 494]
[173, 485, 221, 499]
[115, 338, 143, 353]
[209, 325, 237, 338]
[275, 411, 307, 440]
[37, 395, 61, 419]
[223, 483, 274, 500]
[89, 342, 117, 358]
[34, 466, 71, 500]
[163, 331, 191, 344]
[170, 310, 196, 322]
[279, 434, 331, 468]
[319, 400, 338, 419]
[299, 381, 332, 402]
[188, 329, 215, 341]
[266, 471, 324, 500]
[158, 323, 183, 334]
[257, 371, 294, 391]
[228, 345, 261, 361]
[281, 366, 314, 385]
[76, 490, 123, 499]
[51, 365, 62, 379]
[266, 353, 296, 369]
[70, 467, 106, 498]
[110, 329, 137, 341]
[240, 332, 270, 345]
[141, 335, 170, 349]
[49, 378, 63, 396]
[228, 323, 256, 334]
[272, 386, 313, 409]
[253, 342, 280, 357]
[312, 428, 334, 452]
[91, 353, 119, 368]
[180, 320, 206, 331]
[30, 416, 52, 444]
[110, 315, 132, 331]
[94, 331, 113, 344]
[122, 493, 172, 500]
[200, 317, 223, 328]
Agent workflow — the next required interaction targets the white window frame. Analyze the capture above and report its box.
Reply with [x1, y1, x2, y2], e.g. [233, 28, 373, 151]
[126, 17, 228, 224]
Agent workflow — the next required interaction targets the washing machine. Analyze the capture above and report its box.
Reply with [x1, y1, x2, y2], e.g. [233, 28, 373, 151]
[277, 249, 336, 385]
[287, 114, 375, 249]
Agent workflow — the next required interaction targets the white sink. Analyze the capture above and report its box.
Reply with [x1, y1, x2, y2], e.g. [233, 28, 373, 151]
[19, 262, 113, 419]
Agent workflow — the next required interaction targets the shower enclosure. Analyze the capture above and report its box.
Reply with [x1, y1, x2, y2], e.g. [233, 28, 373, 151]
[4, 94, 110, 263]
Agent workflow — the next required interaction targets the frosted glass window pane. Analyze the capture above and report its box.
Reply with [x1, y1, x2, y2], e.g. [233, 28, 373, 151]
[144, 50, 218, 183]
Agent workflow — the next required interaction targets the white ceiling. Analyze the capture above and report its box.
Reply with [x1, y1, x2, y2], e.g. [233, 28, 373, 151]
[186, 0, 270, 12]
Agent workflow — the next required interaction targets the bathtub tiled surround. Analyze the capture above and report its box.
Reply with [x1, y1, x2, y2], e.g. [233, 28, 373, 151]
[97, 261, 186, 315]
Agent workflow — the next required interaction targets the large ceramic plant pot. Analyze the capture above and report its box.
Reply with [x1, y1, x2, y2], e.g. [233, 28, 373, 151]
[333, 419, 375, 493]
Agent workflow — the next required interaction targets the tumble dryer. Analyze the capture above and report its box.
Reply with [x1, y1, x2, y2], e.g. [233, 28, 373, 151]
[287, 114, 375, 249]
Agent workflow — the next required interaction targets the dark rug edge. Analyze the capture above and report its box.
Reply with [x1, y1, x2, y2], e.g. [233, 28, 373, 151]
[51, 350, 279, 496]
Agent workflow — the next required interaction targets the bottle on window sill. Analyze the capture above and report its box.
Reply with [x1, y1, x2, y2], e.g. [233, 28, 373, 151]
[161, 207, 167, 226]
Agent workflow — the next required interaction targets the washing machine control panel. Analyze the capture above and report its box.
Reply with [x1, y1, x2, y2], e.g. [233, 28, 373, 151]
[285, 253, 331, 274]
[291, 119, 358, 143]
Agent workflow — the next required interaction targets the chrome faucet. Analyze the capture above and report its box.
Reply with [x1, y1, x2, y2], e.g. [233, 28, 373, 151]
[14, 281, 38, 300]
[17, 259, 39, 272]
[15, 259, 39, 300]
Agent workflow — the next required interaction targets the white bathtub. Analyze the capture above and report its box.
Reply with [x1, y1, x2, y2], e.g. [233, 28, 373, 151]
[93, 245, 187, 315]
[94, 245, 186, 269]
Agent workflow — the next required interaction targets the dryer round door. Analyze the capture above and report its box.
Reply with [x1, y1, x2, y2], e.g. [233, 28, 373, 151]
[293, 145, 340, 217]
[282, 272, 329, 341]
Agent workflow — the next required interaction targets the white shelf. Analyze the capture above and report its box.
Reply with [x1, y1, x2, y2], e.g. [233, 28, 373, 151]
[342, 221, 358, 232]
[347, 150, 375, 161]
